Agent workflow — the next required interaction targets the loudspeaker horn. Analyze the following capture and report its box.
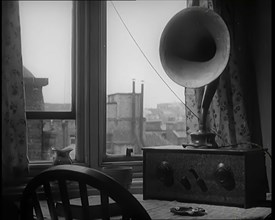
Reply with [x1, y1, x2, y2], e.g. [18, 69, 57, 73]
[159, 6, 230, 148]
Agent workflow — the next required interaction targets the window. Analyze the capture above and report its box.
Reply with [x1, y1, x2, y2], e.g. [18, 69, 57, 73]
[19, 1, 76, 163]
[19, 0, 189, 170]
[104, 1, 187, 162]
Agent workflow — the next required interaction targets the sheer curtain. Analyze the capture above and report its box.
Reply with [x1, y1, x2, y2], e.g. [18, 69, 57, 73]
[2, 1, 29, 184]
[185, 0, 251, 147]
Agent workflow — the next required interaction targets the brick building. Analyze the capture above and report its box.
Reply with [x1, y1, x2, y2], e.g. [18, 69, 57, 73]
[23, 67, 75, 161]
[107, 81, 145, 155]
[145, 103, 187, 145]
[23, 66, 50, 160]
[106, 81, 179, 156]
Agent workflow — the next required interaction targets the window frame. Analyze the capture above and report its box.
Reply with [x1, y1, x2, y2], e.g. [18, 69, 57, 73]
[6, 1, 144, 197]
[22, 1, 77, 167]
[100, 1, 144, 165]
[25, 0, 143, 175]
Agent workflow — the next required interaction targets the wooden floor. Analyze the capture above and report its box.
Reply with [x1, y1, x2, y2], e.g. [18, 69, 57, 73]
[40, 194, 271, 219]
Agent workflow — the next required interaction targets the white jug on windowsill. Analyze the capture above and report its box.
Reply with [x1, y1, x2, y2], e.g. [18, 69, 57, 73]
[52, 147, 73, 165]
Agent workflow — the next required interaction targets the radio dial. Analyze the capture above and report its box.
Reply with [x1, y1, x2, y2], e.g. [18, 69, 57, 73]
[156, 161, 174, 187]
[214, 163, 235, 191]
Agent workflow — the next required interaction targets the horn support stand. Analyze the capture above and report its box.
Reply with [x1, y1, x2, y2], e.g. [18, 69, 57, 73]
[190, 131, 217, 148]
[187, 77, 219, 149]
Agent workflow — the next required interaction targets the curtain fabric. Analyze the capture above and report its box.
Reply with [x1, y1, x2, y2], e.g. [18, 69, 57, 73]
[185, 0, 251, 147]
[2, 1, 29, 184]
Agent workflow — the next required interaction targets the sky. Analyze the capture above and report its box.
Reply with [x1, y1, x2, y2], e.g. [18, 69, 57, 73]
[19, 1, 187, 108]
[107, 1, 187, 108]
[19, 1, 72, 104]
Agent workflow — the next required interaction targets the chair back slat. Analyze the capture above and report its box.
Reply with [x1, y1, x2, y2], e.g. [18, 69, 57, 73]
[100, 190, 110, 220]
[31, 191, 44, 220]
[78, 181, 90, 220]
[43, 182, 58, 220]
[58, 179, 72, 220]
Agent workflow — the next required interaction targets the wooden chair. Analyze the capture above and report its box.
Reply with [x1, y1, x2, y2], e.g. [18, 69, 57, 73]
[20, 165, 151, 220]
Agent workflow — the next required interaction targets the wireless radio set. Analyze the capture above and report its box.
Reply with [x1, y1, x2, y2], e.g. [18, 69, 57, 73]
[143, 6, 268, 208]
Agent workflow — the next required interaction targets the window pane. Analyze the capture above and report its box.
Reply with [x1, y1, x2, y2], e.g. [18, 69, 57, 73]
[106, 1, 187, 158]
[27, 120, 76, 162]
[19, 1, 72, 111]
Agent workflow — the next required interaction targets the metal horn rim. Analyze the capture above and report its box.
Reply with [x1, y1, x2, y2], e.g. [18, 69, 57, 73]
[159, 6, 230, 88]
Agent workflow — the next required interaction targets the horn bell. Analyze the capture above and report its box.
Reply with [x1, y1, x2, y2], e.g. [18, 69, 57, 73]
[159, 6, 230, 88]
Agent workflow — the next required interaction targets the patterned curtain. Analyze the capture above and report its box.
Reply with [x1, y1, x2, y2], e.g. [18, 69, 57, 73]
[2, 1, 29, 184]
[185, 0, 251, 147]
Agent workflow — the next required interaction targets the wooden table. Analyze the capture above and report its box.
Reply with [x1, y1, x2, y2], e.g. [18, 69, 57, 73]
[40, 194, 271, 219]
[133, 194, 271, 219]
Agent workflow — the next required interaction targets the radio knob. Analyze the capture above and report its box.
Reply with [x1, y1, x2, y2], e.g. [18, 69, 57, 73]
[196, 178, 208, 192]
[189, 168, 208, 192]
[214, 163, 235, 191]
[156, 161, 174, 187]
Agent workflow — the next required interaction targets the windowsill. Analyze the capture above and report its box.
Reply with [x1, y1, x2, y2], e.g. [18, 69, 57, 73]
[104, 154, 142, 162]
[101, 160, 142, 166]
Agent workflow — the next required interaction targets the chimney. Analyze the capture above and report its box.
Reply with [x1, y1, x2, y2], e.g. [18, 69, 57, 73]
[132, 79, 135, 94]
[132, 79, 136, 142]
[139, 81, 145, 148]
